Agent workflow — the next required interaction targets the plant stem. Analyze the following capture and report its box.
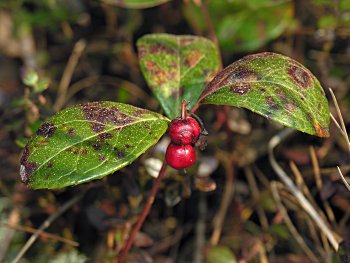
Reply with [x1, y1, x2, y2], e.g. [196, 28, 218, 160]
[117, 160, 168, 263]
[181, 100, 187, 119]
[190, 103, 200, 114]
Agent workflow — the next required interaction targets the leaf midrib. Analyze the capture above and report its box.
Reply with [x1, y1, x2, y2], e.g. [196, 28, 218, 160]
[33, 116, 166, 172]
[49, 120, 159, 188]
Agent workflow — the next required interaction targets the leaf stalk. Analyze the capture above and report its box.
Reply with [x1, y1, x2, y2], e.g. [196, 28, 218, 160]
[117, 159, 168, 263]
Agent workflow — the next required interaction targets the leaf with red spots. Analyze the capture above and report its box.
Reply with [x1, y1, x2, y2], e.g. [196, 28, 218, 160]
[20, 102, 169, 189]
[101, 0, 170, 9]
[198, 52, 330, 137]
[137, 34, 220, 119]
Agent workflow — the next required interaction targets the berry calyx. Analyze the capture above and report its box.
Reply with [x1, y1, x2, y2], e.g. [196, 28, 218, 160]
[168, 117, 201, 145]
[165, 143, 196, 170]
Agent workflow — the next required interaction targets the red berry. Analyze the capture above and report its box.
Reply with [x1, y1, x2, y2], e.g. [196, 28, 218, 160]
[165, 143, 196, 170]
[168, 117, 201, 145]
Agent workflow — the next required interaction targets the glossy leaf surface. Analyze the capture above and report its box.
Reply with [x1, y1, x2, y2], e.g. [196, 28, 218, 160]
[207, 246, 237, 263]
[137, 33, 220, 119]
[101, 0, 170, 9]
[198, 52, 330, 137]
[20, 102, 169, 189]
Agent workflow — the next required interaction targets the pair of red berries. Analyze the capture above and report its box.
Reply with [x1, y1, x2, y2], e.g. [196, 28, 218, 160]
[165, 117, 201, 170]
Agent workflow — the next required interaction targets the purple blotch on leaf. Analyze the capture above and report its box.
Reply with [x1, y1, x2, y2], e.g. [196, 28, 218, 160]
[288, 65, 312, 88]
[20, 145, 37, 184]
[81, 102, 134, 133]
[36, 122, 57, 137]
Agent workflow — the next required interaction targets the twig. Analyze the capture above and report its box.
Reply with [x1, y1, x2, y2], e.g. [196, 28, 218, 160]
[330, 114, 348, 140]
[268, 128, 340, 250]
[65, 75, 99, 102]
[289, 161, 329, 221]
[99, 76, 154, 103]
[329, 88, 350, 194]
[271, 182, 319, 263]
[54, 39, 87, 111]
[11, 191, 85, 263]
[336, 167, 350, 192]
[329, 88, 350, 151]
[117, 160, 168, 263]
[0, 222, 78, 246]
[0, 208, 20, 262]
[244, 166, 269, 231]
[64, 75, 156, 108]
[210, 152, 235, 245]
[310, 147, 336, 225]
[291, 156, 333, 257]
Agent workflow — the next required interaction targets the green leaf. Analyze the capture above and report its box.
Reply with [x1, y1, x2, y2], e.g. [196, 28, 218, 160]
[198, 52, 330, 138]
[207, 246, 236, 263]
[101, 0, 170, 9]
[22, 68, 39, 87]
[51, 250, 88, 263]
[137, 33, 220, 119]
[184, 0, 295, 53]
[20, 102, 169, 189]
[269, 223, 290, 239]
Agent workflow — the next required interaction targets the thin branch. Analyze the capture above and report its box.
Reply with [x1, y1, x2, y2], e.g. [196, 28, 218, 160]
[329, 88, 350, 195]
[271, 182, 319, 263]
[0, 222, 78, 246]
[0, 207, 20, 262]
[268, 128, 340, 250]
[329, 88, 349, 149]
[11, 191, 85, 263]
[210, 152, 235, 245]
[310, 147, 336, 225]
[330, 113, 348, 139]
[244, 166, 269, 231]
[289, 161, 330, 224]
[337, 167, 350, 192]
[54, 39, 87, 111]
[117, 160, 168, 263]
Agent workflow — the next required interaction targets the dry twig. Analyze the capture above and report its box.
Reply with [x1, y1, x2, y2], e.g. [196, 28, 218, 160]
[54, 39, 87, 111]
[271, 182, 318, 263]
[11, 191, 85, 263]
[268, 128, 340, 250]
[210, 152, 235, 246]
[0, 222, 78, 246]
[329, 88, 350, 193]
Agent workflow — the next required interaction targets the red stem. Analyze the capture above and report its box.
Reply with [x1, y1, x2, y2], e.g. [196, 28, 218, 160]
[181, 100, 187, 119]
[117, 160, 168, 263]
[190, 103, 200, 114]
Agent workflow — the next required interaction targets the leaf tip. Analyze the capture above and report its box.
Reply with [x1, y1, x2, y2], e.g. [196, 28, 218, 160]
[314, 121, 330, 138]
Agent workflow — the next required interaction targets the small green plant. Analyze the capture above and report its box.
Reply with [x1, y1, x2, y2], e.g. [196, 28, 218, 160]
[19, 33, 330, 262]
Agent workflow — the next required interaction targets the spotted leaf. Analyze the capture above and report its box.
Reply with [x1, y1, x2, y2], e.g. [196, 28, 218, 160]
[20, 102, 169, 189]
[137, 33, 220, 119]
[198, 52, 330, 137]
[101, 0, 170, 9]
